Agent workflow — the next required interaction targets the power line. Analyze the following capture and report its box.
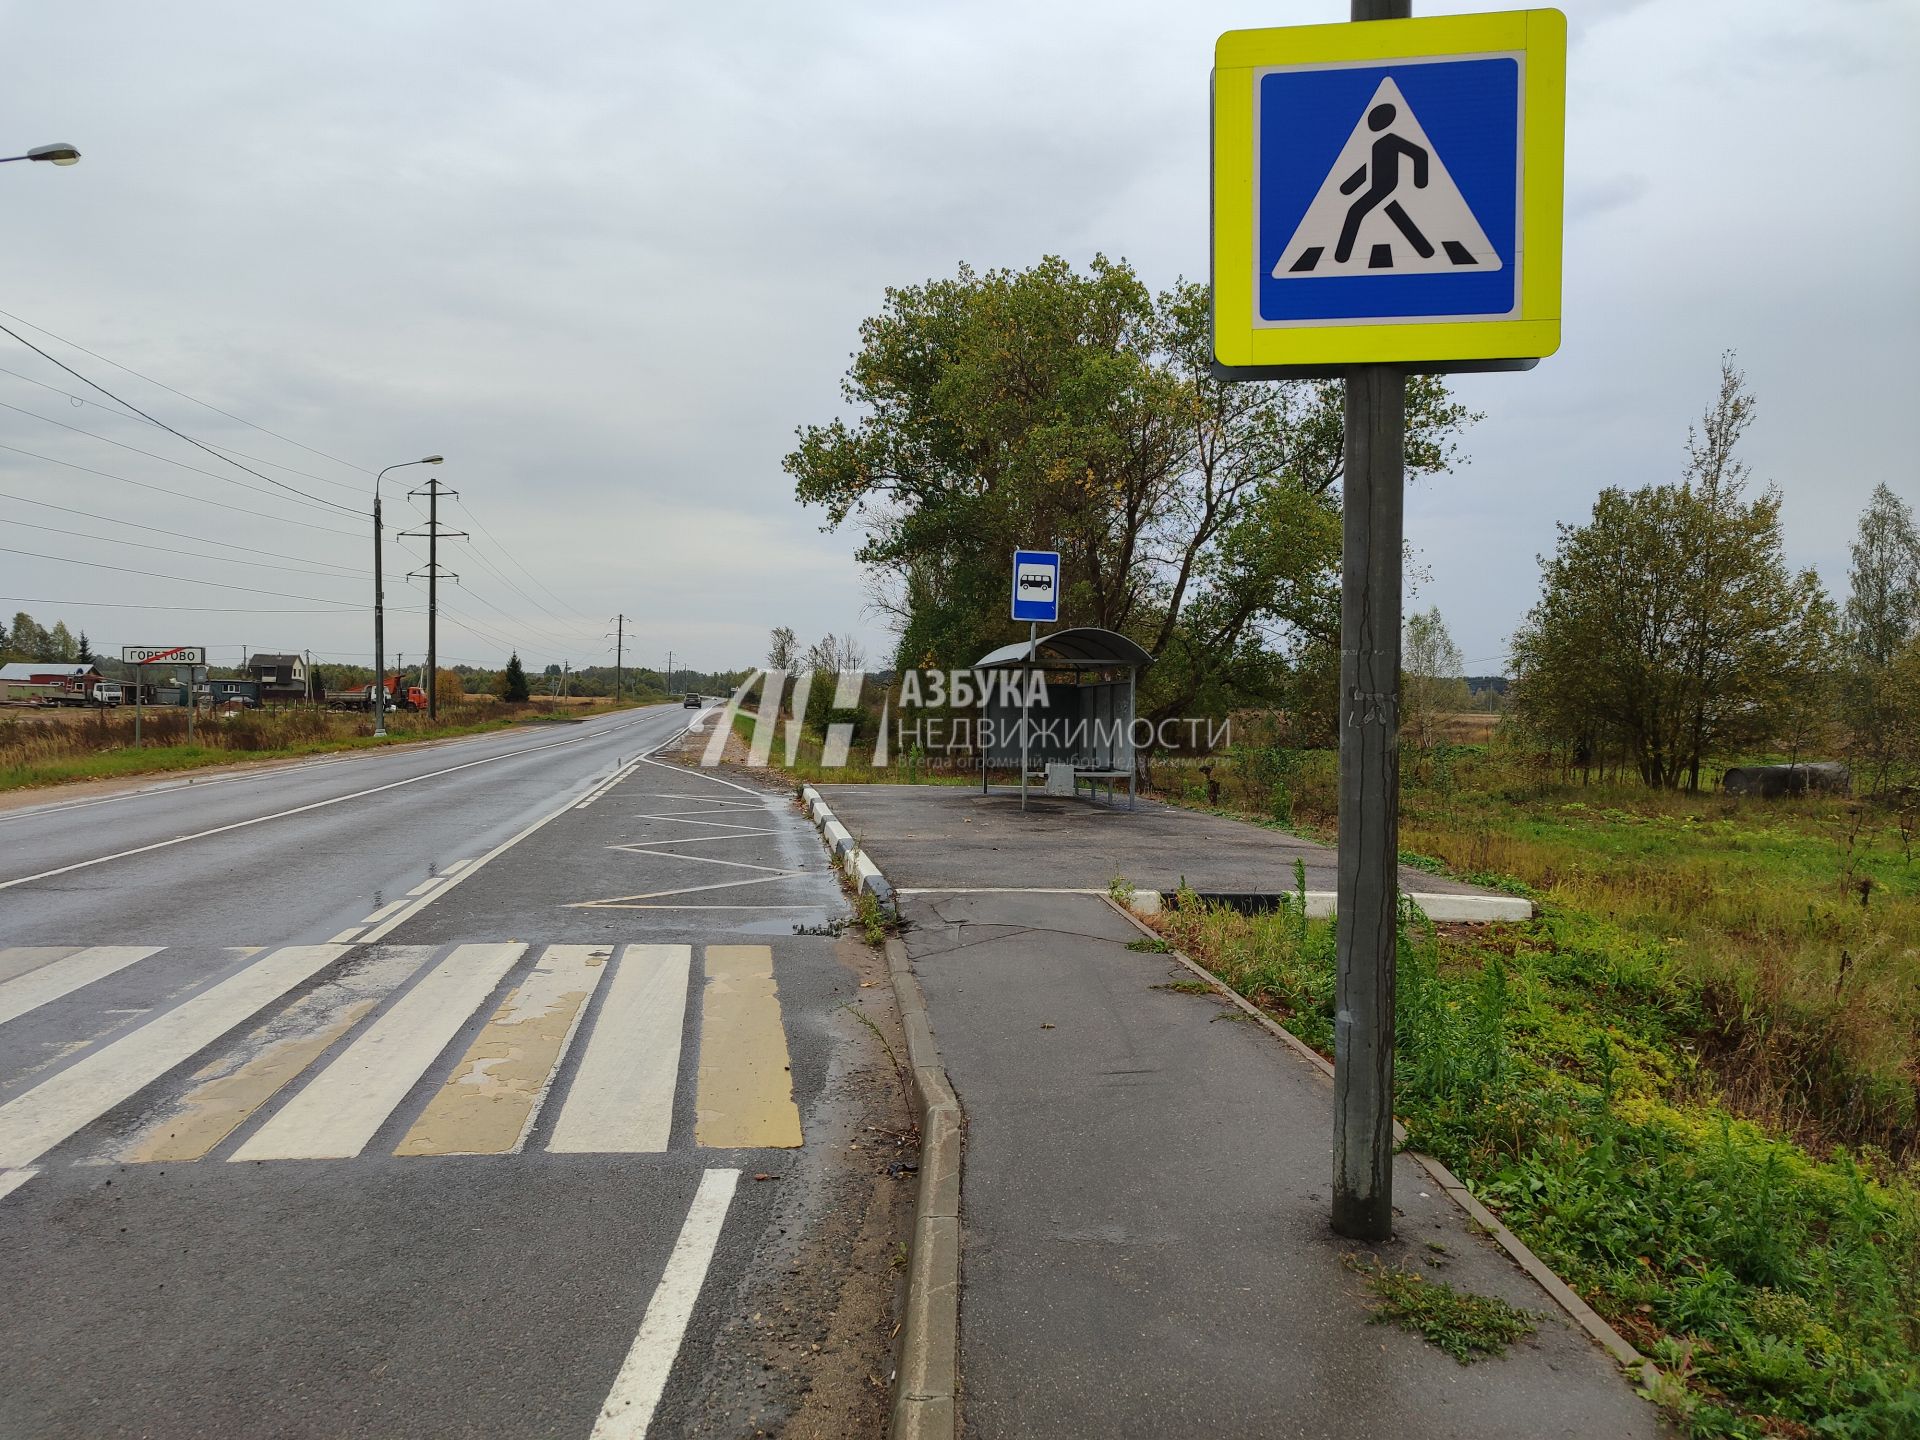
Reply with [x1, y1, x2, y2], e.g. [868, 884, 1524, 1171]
[2, 517, 368, 582]
[0, 320, 361, 516]
[0, 440, 363, 538]
[0, 544, 421, 611]
[0, 306, 373, 477]
[0, 595, 383, 615]
[0, 396, 357, 520]
[452, 495, 598, 624]
[389, 533, 594, 658]
[0, 489, 367, 575]
[0, 366, 365, 494]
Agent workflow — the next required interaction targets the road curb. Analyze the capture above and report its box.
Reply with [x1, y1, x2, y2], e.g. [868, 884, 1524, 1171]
[798, 784, 895, 910]
[795, 784, 958, 1438]
[1103, 896, 1658, 1392]
[886, 933, 963, 1440]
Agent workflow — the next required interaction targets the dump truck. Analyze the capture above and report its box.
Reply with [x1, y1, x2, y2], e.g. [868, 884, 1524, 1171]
[327, 676, 427, 713]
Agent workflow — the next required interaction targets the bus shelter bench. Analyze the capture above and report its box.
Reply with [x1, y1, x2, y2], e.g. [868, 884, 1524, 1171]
[1074, 767, 1135, 809]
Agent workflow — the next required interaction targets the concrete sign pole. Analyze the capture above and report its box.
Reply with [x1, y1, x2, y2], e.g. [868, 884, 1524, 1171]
[1331, 0, 1410, 1244]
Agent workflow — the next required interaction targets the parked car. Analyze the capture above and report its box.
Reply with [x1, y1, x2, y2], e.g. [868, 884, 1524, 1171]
[683, 693, 702, 708]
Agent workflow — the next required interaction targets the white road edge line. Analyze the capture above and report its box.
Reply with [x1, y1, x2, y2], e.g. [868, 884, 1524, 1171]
[0, 1166, 39, 1203]
[357, 752, 652, 943]
[591, 1167, 741, 1440]
[0, 731, 604, 894]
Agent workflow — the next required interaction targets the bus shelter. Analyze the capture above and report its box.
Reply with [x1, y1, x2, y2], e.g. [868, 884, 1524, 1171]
[974, 626, 1153, 809]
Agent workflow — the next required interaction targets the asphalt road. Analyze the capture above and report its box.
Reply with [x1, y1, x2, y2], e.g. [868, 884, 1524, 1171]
[0, 707, 906, 1439]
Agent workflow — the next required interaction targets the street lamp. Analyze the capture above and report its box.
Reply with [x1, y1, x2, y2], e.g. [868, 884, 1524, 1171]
[373, 455, 443, 736]
[0, 143, 81, 166]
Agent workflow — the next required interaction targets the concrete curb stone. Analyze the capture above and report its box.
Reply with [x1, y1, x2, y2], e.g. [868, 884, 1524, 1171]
[797, 783, 959, 1440]
[800, 784, 895, 910]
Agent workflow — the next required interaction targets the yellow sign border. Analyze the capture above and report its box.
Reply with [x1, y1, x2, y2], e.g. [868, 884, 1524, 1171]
[1213, 9, 1565, 372]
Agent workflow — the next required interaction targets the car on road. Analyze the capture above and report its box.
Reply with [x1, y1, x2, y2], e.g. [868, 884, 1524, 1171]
[683, 693, 702, 708]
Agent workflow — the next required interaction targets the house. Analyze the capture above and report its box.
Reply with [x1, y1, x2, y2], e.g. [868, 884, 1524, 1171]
[0, 661, 105, 703]
[245, 653, 309, 704]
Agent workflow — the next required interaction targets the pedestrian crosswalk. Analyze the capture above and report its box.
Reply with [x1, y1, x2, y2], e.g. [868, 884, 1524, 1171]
[0, 940, 804, 1176]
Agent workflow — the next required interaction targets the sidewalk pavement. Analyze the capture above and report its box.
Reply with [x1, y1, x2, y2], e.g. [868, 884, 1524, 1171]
[816, 784, 1499, 903]
[901, 888, 1666, 1439]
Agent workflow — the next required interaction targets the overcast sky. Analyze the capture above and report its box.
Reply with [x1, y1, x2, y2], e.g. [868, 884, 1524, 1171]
[1, 0, 1913, 679]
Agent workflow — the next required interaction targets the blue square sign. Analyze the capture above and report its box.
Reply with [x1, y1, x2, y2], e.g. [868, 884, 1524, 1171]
[1257, 55, 1520, 326]
[1011, 550, 1060, 623]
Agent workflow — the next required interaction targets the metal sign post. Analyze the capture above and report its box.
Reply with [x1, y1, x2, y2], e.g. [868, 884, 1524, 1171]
[1210, 6, 1565, 1241]
[1011, 550, 1061, 812]
[122, 647, 206, 752]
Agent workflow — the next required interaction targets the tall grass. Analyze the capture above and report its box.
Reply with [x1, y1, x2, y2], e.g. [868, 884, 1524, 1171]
[0, 699, 554, 791]
[1157, 734, 1920, 1167]
[1154, 889, 1920, 1437]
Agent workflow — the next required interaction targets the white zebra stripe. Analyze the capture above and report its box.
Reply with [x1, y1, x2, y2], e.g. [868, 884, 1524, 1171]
[0, 945, 351, 1171]
[231, 943, 525, 1161]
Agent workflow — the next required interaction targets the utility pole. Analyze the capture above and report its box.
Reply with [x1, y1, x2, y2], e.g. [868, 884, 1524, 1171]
[403, 476, 466, 722]
[666, 649, 674, 698]
[1331, 0, 1412, 1245]
[614, 615, 625, 706]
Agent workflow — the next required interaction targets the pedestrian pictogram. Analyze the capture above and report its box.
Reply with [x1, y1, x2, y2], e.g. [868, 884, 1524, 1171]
[1272, 77, 1499, 279]
[1210, 10, 1566, 374]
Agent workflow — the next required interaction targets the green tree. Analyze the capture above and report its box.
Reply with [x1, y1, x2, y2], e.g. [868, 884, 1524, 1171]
[7, 611, 45, 662]
[75, 630, 95, 665]
[45, 619, 77, 662]
[767, 626, 798, 671]
[1839, 483, 1920, 791]
[496, 652, 531, 703]
[1511, 363, 1831, 789]
[785, 256, 1475, 723]
[1402, 606, 1469, 768]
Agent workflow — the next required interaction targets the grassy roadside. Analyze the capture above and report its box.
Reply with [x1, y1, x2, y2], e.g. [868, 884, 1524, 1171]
[1146, 748, 1920, 1437]
[0, 699, 648, 794]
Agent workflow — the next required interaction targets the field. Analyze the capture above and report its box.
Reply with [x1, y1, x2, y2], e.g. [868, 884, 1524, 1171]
[1146, 732, 1919, 1438]
[0, 694, 642, 793]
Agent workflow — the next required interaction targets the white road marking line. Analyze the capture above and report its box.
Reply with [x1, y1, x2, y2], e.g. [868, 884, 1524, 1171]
[635, 755, 766, 796]
[0, 1166, 40, 1203]
[328, 928, 366, 944]
[609, 848, 795, 876]
[0, 710, 669, 830]
[622, 814, 778, 833]
[547, 945, 690, 1154]
[230, 943, 526, 1161]
[108, 946, 434, 1164]
[357, 753, 653, 943]
[590, 1167, 741, 1440]
[441, 857, 477, 877]
[0, 946, 163, 1029]
[570, 872, 809, 907]
[0, 946, 79, 986]
[610, 833, 781, 851]
[0, 944, 353, 1171]
[0, 733, 602, 893]
[363, 897, 412, 923]
[0, 751, 372, 826]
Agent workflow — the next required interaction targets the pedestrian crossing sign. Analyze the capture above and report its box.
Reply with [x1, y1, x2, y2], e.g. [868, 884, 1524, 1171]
[1212, 10, 1565, 375]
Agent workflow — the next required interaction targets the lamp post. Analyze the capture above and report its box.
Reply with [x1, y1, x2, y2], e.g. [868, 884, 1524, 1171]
[0, 143, 80, 166]
[373, 455, 442, 736]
